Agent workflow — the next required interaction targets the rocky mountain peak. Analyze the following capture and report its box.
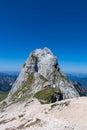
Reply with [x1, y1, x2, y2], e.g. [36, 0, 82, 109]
[7, 48, 79, 104]
[25, 47, 58, 77]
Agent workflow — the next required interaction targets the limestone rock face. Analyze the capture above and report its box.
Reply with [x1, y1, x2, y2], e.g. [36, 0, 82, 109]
[7, 48, 79, 103]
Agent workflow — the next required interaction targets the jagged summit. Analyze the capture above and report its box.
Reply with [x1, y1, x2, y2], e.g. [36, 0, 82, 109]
[26, 47, 58, 77]
[7, 48, 79, 103]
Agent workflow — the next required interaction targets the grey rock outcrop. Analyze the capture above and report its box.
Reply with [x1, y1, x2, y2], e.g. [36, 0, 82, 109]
[7, 48, 79, 103]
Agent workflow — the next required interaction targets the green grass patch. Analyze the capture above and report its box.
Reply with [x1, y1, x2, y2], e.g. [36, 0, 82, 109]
[34, 86, 55, 103]
[39, 75, 48, 82]
[12, 73, 34, 102]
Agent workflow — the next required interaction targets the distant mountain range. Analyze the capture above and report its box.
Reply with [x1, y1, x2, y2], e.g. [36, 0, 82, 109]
[66, 73, 87, 88]
[0, 72, 18, 91]
[0, 71, 87, 93]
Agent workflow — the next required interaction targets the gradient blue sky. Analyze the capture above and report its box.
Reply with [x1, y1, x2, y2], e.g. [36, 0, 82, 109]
[0, 0, 87, 73]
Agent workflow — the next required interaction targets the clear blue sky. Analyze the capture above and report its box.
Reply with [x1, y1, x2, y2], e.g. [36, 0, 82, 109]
[0, 0, 87, 73]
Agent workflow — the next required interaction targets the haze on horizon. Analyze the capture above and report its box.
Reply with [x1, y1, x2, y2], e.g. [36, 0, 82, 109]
[0, 0, 87, 73]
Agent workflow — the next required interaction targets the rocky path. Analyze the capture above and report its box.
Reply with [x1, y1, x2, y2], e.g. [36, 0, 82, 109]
[0, 97, 87, 130]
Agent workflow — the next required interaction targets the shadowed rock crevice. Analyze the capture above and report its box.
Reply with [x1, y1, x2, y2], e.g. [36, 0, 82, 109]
[51, 92, 63, 103]
[34, 61, 38, 72]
